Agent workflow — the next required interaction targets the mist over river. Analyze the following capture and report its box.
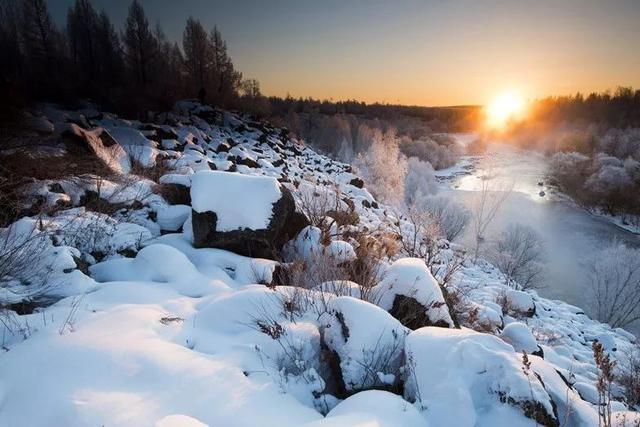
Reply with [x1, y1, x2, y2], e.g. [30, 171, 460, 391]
[440, 140, 640, 326]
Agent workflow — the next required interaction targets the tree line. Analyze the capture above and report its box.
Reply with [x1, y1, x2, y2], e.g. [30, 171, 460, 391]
[521, 87, 640, 131]
[0, 0, 250, 119]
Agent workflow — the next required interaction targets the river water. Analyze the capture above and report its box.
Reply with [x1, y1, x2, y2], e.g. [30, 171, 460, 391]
[439, 140, 640, 317]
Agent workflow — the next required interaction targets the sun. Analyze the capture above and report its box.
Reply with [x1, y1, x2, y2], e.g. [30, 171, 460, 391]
[485, 91, 527, 129]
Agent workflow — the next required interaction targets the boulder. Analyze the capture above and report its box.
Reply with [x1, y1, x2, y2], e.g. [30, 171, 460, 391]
[404, 327, 560, 427]
[373, 258, 455, 329]
[190, 171, 308, 259]
[505, 289, 536, 317]
[501, 321, 542, 356]
[349, 177, 364, 188]
[321, 297, 408, 397]
[59, 124, 131, 174]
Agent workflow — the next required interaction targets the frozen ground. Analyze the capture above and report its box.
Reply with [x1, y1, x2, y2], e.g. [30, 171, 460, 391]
[0, 103, 637, 426]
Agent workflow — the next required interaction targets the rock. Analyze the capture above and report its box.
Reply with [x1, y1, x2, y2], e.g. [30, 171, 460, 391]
[405, 327, 559, 427]
[190, 171, 309, 259]
[373, 258, 455, 329]
[216, 142, 231, 153]
[505, 289, 536, 317]
[236, 156, 259, 168]
[501, 322, 540, 355]
[60, 124, 131, 174]
[349, 177, 364, 188]
[25, 114, 54, 133]
[321, 297, 408, 397]
[157, 183, 191, 205]
[157, 205, 191, 232]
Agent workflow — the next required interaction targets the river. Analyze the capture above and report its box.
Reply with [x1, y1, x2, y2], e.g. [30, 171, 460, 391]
[438, 140, 640, 325]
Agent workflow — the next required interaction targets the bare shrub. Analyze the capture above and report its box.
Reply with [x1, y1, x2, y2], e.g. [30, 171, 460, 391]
[129, 154, 173, 183]
[618, 344, 640, 410]
[296, 181, 346, 234]
[389, 208, 443, 270]
[487, 223, 546, 290]
[586, 241, 640, 329]
[471, 171, 513, 260]
[422, 194, 471, 241]
[593, 341, 616, 427]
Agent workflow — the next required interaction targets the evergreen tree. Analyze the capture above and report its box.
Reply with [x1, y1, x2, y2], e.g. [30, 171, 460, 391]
[182, 16, 209, 94]
[123, 0, 155, 85]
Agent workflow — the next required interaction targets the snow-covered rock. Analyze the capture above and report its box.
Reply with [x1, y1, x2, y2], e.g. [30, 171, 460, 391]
[190, 171, 308, 258]
[320, 297, 409, 395]
[374, 258, 454, 329]
[1, 100, 637, 427]
[501, 322, 540, 355]
[305, 390, 425, 427]
[157, 204, 191, 231]
[404, 327, 558, 427]
[505, 289, 536, 317]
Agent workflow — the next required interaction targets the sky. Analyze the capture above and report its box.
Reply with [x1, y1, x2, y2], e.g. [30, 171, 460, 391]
[48, 0, 640, 107]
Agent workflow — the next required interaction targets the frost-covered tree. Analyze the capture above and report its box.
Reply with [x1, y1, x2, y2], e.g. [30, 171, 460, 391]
[400, 136, 462, 170]
[404, 157, 437, 208]
[488, 223, 545, 290]
[353, 129, 407, 207]
[586, 241, 640, 329]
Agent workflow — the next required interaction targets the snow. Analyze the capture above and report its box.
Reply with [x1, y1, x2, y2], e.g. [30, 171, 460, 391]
[404, 327, 556, 427]
[321, 297, 408, 392]
[505, 289, 535, 315]
[501, 322, 538, 354]
[160, 173, 192, 187]
[324, 240, 357, 263]
[157, 204, 191, 231]
[2, 101, 638, 426]
[90, 244, 200, 284]
[105, 126, 157, 147]
[155, 415, 208, 427]
[304, 390, 425, 427]
[374, 258, 454, 328]
[190, 171, 282, 231]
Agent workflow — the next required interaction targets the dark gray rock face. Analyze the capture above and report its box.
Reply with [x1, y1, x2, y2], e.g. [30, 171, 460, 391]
[191, 186, 308, 259]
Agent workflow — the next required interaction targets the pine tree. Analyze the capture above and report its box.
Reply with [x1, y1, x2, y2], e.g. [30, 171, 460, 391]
[20, 0, 55, 67]
[209, 26, 242, 105]
[123, 0, 155, 85]
[182, 16, 209, 94]
[67, 0, 98, 81]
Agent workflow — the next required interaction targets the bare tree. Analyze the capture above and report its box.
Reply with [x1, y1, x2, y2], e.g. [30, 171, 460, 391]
[586, 241, 640, 329]
[390, 207, 443, 271]
[423, 194, 471, 241]
[487, 223, 546, 290]
[471, 171, 513, 260]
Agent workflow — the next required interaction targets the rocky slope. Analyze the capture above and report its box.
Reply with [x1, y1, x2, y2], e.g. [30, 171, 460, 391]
[0, 101, 637, 426]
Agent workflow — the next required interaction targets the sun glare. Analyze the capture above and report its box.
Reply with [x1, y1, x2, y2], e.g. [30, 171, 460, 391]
[486, 91, 526, 129]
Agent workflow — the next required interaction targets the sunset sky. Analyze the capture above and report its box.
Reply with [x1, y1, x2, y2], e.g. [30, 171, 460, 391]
[49, 0, 640, 106]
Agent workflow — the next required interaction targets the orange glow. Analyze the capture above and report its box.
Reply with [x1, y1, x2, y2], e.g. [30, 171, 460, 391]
[485, 91, 527, 129]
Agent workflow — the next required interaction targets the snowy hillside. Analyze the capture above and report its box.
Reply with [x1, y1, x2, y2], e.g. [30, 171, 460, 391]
[0, 101, 638, 427]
